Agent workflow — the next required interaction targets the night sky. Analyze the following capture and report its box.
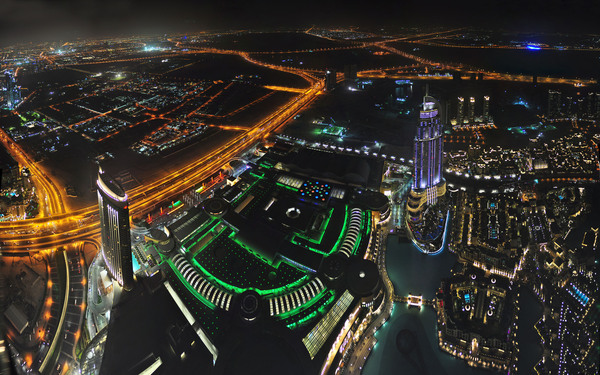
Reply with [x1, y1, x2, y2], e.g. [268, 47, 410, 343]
[0, 0, 599, 45]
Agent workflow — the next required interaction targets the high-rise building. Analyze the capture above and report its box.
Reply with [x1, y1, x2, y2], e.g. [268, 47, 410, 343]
[483, 95, 490, 122]
[343, 64, 357, 81]
[457, 97, 465, 124]
[565, 96, 574, 117]
[586, 92, 595, 117]
[468, 97, 475, 123]
[405, 93, 447, 254]
[325, 70, 336, 91]
[97, 168, 134, 290]
[548, 89, 562, 118]
[551, 279, 597, 375]
[3, 71, 21, 110]
[412, 96, 444, 192]
[576, 97, 585, 118]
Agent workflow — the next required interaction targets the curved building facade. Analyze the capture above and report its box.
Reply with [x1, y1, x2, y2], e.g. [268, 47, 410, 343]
[406, 94, 448, 254]
[413, 96, 444, 191]
[97, 169, 134, 290]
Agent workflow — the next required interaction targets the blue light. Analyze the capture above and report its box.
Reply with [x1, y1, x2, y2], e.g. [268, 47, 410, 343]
[513, 98, 530, 108]
[527, 45, 541, 50]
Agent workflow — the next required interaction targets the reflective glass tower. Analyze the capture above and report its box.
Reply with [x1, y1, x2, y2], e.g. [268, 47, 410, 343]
[413, 95, 443, 191]
[97, 168, 134, 290]
[3, 71, 21, 110]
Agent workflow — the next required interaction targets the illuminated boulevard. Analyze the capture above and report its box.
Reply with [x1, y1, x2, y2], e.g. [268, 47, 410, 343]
[0, 48, 322, 254]
[1, 27, 598, 375]
[0, 45, 322, 374]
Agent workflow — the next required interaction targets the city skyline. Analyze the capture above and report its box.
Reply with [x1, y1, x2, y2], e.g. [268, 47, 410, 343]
[0, 22, 598, 375]
[2, 1, 600, 46]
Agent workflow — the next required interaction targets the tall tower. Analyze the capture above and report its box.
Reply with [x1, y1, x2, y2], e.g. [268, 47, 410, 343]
[483, 96, 490, 122]
[457, 97, 464, 124]
[565, 96, 574, 117]
[586, 92, 594, 117]
[412, 95, 444, 194]
[3, 71, 21, 110]
[548, 90, 562, 118]
[325, 70, 336, 91]
[405, 93, 448, 254]
[97, 168, 134, 290]
[468, 97, 475, 123]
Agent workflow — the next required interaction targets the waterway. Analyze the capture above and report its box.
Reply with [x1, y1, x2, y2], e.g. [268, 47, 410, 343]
[362, 236, 542, 375]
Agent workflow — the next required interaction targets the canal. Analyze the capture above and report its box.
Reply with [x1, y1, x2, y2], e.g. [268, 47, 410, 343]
[362, 236, 542, 374]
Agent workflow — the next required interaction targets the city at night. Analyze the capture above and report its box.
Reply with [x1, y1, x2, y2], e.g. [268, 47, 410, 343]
[0, 1, 598, 374]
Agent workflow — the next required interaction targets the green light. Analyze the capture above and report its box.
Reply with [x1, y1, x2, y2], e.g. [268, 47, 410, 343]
[291, 237, 326, 255]
[255, 275, 310, 297]
[291, 208, 333, 249]
[283, 290, 336, 329]
[332, 205, 350, 252]
[276, 182, 298, 192]
[278, 288, 331, 319]
[181, 217, 216, 247]
[169, 200, 182, 208]
[190, 254, 249, 295]
[351, 211, 371, 255]
[320, 125, 346, 137]
[230, 175, 262, 206]
[167, 259, 216, 310]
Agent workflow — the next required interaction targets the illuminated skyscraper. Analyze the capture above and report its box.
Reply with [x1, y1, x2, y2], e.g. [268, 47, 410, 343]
[3, 71, 21, 110]
[97, 168, 134, 290]
[483, 95, 490, 122]
[468, 96, 475, 123]
[406, 93, 447, 254]
[457, 97, 464, 124]
[413, 96, 444, 192]
[325, 70, 336, 91]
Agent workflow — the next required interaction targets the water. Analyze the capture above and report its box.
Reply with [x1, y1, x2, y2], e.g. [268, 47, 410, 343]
[516, 288, 544, 374]
[363, 237, 542, 374]
[393, 42, 600, 79]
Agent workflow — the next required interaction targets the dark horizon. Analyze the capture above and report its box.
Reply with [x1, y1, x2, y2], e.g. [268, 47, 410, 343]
[1, 0, 599, 46]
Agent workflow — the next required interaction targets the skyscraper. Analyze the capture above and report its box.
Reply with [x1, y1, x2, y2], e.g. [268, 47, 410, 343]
[97, 168, 134, 290]
[405, 93, 447, 254]
[565, 96, 574, 117]
[3, 71, 21, 110]
[325, 70, 336, 91]
[483, 95, 490, 122]
[468, 96, 475, 123]
[586, 92, 595, 117]
[548, 89, 562, 118]
[457, 97, 464, 124]
[412, 95, 444, 194]
[343, 64, 357, 81]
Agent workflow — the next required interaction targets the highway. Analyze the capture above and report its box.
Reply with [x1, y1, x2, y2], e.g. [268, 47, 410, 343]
[1, 44, 323, 375]
[0, 46, 323, 254]
[0, 128, 66, 217]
